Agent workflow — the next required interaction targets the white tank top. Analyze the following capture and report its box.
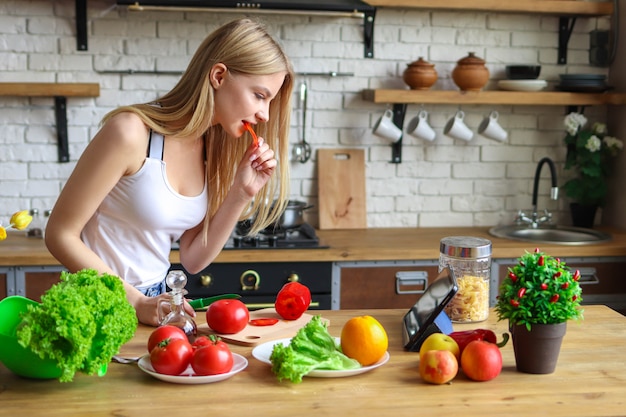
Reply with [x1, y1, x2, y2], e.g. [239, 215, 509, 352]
[81, 131, 208, 288]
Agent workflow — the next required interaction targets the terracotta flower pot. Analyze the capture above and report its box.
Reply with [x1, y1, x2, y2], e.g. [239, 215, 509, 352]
[510, 322, 566, 374]
[403, 57, 438, 90]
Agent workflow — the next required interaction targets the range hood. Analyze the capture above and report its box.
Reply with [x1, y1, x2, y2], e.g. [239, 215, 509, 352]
[116, 0, 376, 57]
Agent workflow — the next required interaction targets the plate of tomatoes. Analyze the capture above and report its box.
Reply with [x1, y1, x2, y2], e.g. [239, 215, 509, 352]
[141, 326, 248, 384]
[138, 352, 247, 384]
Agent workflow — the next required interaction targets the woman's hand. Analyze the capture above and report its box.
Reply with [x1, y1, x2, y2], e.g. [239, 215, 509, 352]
[234, 137, 277, 198]
[134, 294, 196, 327]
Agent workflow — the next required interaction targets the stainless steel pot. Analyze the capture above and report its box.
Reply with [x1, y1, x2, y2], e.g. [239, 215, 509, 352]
[278, 200, 313, 229]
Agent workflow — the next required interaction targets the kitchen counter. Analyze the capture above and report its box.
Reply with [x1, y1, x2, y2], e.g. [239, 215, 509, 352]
[1, 305, 624, 416]
[2, 226, 626, 266]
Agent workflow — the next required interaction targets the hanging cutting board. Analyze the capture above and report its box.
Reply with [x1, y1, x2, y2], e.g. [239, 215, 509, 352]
[199, 308, 326, 347]
[317, 148, 367, 229]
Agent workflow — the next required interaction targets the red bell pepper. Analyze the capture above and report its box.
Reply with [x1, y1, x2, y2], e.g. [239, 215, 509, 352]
[448, 329, 509, 354]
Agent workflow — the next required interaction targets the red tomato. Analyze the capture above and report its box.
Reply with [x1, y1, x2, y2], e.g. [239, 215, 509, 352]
[192, 335, 212, 350]
[275, 282, 311, 320]
[190, 337, 234, 376]
[460, 340, 503, 381]
[149, 338, 194, 376]
[147, 325, 188, 353]
[206, 299, 249, 334]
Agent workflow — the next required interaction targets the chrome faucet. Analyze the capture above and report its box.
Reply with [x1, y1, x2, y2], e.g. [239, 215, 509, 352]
[516, 157, 559, 228]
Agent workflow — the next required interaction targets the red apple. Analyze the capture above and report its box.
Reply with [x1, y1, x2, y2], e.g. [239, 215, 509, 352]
[419, 350, 458, 384]
[460, 340, 502, 381]
[419, 333, 460, 361]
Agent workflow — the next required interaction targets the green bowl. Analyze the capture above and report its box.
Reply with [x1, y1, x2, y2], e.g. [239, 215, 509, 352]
[0, 296, 63, 379]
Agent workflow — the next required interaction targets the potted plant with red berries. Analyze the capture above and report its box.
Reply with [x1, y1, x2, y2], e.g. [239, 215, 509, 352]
[494, 248, 583, 374]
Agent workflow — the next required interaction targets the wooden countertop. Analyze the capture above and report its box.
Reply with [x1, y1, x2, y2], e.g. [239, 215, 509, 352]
[1, 305, 624, 416]
[2, 227, 626, 266]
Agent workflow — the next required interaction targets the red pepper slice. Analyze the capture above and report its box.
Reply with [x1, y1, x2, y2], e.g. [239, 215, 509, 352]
[249, 318, 279, 326]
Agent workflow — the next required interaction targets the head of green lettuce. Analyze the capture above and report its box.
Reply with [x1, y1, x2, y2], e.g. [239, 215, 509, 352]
[17, 269, 138, 382]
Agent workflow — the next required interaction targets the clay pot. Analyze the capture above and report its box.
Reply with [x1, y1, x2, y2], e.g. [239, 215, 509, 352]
[403, 57, 438, 90]
[452, 52, 490, 92]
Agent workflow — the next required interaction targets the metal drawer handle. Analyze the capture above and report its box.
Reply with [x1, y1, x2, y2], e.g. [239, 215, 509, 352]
[395, 271, 428, 295]
[240, 269, 261, 291]
[577, 267, 600, 285]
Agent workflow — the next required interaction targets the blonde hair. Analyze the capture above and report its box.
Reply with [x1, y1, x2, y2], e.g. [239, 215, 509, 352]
[103, 18, 294, 237]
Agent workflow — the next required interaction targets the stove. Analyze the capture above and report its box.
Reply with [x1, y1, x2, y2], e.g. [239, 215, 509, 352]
[225, 222, 327, 249]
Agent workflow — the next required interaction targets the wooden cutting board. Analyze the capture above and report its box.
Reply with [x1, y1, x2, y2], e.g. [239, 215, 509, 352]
[198, 308, 325, 347]
[317, 148, 367, 229]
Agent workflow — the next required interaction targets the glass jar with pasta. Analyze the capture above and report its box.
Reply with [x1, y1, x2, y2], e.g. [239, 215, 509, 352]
[439, 236, 492, 323]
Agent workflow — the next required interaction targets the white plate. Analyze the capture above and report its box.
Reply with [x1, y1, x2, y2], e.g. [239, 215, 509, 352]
[137, 353, 247, 384]
[252, 337, 390, 378]
[498, 79, 548, 91]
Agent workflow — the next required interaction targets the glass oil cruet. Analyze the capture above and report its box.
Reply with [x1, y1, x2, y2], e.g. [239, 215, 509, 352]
[158, 270, 197, 342]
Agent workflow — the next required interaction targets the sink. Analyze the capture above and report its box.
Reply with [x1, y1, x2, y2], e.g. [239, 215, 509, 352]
[489, 225, 612, 245]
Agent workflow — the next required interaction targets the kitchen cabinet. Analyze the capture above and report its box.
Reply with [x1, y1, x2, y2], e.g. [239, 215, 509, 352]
[335, 257, 626, 314]
[332, 260, 440, 309]
[491, 256, 626, 314]
[0, 266, 64, 302]
[0, 268, 10, 299]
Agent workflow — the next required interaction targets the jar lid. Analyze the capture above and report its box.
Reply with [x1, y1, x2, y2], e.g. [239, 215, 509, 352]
[456, 52, 485, 65]
[407, 57, 434, 68]
[440, 236, 492, 258]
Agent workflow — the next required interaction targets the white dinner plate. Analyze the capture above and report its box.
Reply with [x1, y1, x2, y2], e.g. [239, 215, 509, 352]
[137, 353, 247, 384]
[498, 79, 548, 91]
[252, 337, 390, 378]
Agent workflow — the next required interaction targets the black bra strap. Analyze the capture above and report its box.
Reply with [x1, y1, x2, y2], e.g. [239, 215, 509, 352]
[147, 129, 165, 160]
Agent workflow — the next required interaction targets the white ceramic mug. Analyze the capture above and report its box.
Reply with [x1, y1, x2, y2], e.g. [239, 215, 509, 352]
[373, 109, 403, 143]
[478, 111, 508, 142]
[406, 110, 437, 142]
[444, 110, 473, 141]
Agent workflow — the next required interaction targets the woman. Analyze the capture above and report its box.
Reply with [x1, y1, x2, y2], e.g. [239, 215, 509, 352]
[45, 18, 294, 326]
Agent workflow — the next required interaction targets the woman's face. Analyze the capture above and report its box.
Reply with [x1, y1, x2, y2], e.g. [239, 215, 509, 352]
[212, 66, 287, 138]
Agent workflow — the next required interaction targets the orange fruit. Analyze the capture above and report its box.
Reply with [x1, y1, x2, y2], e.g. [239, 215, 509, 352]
[340, 315, 388, 366]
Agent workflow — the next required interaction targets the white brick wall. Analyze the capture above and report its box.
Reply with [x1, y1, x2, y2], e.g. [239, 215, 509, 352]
[0, 0, 611, 229]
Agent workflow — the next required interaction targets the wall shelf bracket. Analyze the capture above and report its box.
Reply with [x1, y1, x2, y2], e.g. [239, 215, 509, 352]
[76, 0, 87, 50]
[54, 97, 70, 163]
[363, 10, 376, 58]
[390, 103, 407, 164]
[558, 16, 577, 65]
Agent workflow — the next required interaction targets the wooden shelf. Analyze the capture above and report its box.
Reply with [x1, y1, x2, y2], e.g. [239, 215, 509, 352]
[0, 82, 100, 97]
[362, 89, 626, 106]
[0, 82, 100, 163]
[363, 0, 614, 16]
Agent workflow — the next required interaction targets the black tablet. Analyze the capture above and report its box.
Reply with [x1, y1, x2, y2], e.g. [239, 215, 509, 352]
[402, 266, 458, 352]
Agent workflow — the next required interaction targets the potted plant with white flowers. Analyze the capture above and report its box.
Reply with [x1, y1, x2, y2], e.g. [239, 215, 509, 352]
[562, 112, 623, 227]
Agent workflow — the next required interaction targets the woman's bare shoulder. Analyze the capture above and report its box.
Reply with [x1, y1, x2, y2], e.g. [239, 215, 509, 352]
[98, 111, 149, 148]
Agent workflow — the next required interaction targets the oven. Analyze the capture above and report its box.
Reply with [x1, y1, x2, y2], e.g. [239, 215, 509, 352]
[170, 261, 332, 310]
[170, 221, 332, 310]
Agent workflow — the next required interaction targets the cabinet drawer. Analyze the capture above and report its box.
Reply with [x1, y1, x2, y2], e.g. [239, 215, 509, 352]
[492, 257, 626, 314]
[337, 261, 440, 309]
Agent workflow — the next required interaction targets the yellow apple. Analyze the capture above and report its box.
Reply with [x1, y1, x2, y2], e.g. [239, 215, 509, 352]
[419, 333, 460, 361]
[419, 350, 458, 384]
